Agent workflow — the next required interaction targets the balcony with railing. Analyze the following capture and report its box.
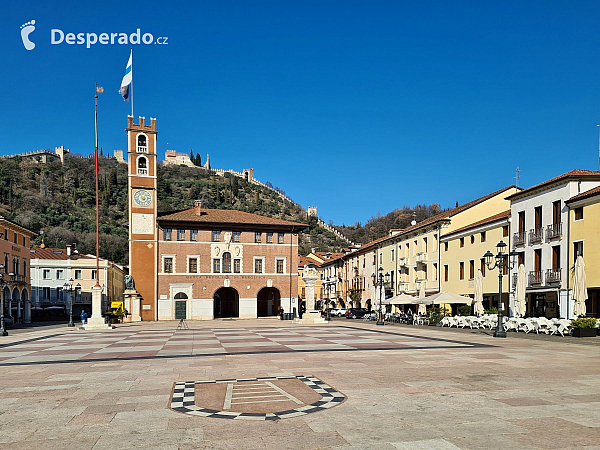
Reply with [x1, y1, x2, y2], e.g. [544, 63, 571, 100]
[546, 269, 561, 284]
[529, 228, 543, 245]
[546, 222, 562, 241]
[397, 282, 409, 292]
[512, 273, 518, 290]
[137, 145, 148, 153]
[398, 257, 408, 267]
[528, 270, 542, 286]
[137, 168, 148, 176]
[513, 231, 526, 247]
[415, 252, 428, 264]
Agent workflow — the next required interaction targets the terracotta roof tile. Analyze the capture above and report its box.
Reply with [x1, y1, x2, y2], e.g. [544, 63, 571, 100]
[157, 208, 307, 229]
[442, 210, 511, 239]
[299, 256, 323, 267]
[506, 170, 600, 200]
[566, 185, 600, 203]
[28, 248, 93, 260]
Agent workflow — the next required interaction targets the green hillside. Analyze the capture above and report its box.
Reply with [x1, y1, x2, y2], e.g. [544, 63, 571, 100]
[0, 155, 350, 264]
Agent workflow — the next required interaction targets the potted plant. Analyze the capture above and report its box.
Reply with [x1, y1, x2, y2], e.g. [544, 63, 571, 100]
[571, 317, 597, 338]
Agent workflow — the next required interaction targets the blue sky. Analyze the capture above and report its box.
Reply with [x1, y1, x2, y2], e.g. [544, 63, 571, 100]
[2, 1, 600, 226]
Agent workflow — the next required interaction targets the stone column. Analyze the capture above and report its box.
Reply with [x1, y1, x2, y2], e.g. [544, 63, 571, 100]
[83, 285, 114, 330]
[295, 266, 327, 324]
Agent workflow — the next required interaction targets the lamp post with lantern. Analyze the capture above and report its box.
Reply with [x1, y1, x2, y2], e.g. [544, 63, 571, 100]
[0, 266, 8, 336]
[62, 278, 75, 327]
[483, 240, 518, 338]
[372, 267, 390, 326]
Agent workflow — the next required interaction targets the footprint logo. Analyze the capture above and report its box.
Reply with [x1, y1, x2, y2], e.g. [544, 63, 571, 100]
[20, 20, 35, 50]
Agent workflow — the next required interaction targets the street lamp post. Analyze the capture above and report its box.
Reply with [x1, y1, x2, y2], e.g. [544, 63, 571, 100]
[372, 267, 390, 326]
[0, 266, 7, 337]
[325, 277, 331, 321]
[63, 278, 75, 327]
[483, 240, 517, 338]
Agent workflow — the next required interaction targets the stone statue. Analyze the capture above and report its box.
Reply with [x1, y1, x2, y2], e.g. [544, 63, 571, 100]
[125, 275, 135, 291]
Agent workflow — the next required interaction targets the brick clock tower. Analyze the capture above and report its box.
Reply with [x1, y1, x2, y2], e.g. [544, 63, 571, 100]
[127, 116, 158, 320]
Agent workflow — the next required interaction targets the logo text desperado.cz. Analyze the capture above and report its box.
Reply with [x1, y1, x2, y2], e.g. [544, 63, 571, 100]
[51, 29, 168, 48]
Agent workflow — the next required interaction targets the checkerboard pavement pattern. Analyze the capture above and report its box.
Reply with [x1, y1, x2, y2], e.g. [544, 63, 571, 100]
[170, 375, 345, 420]
[0, 325, 488, 366]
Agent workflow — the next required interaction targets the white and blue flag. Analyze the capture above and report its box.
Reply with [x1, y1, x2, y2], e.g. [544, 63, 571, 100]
[119, 50, 132, 102]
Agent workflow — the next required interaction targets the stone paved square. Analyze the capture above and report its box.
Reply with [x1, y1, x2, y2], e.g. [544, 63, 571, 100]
[0, 320, 599, 449]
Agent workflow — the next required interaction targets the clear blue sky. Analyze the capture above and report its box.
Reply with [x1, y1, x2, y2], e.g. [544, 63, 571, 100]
[3, 1, 600, 226]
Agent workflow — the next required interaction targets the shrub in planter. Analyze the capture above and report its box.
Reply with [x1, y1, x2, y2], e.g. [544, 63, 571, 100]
[571, 317, 597, 328]
[571, 317, 598, 337]
[427, 307, 447, 325]
[484, 307, 498, 315]
[457, 305, 472, 316]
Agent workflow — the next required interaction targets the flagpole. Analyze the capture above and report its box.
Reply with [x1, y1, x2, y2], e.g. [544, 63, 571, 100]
[94, 84, 100, 288]
[130, 48, 134, 117]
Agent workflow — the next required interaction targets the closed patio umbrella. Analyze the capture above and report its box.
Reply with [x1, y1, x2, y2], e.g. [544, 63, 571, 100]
[473, 269, 484, 316]
[572, 256, 588, 318]
[514, 264, 527, 318]
[417, 283, 427, 315]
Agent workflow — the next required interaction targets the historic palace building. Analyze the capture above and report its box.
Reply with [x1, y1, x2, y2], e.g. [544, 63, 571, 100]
[126, 116, 305, 320]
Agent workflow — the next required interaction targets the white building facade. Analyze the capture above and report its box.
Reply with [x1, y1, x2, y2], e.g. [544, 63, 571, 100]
[507, 170, 600, 318]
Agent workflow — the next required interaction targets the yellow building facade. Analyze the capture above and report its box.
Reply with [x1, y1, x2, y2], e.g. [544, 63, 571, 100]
[440, 211, 511, 311]
[566, 186, 600, 317]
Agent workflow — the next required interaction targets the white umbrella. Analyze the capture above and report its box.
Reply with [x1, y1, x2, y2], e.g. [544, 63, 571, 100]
[424, 291, 473, 304]
[573, 256, 588, 317]
[383, 293, 417, 305]
[473, 270, 484, 316]
[417, 283, 427, 315]
[514, 264, 527, 318]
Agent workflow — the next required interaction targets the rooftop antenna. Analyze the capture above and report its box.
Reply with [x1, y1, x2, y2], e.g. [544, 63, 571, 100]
[515, 167, 521, 188]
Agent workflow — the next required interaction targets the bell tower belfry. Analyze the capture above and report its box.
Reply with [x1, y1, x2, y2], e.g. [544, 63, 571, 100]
[127, 116, 158, 320]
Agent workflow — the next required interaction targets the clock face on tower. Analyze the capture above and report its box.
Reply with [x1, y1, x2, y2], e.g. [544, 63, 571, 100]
[133, 189, 153, 208]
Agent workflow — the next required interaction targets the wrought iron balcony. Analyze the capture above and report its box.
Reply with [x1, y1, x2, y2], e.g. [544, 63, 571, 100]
[529, 228, 543, 244]
[546, 222, 562, 241]
[513, 231, 526, 247]
[398, 257, 408, 266]
[397, 282, 409, 292]
[528, 270, 543, 286]
[546, 269, 561, 284]
[415, 252, 428, 263]
[137, 146, 148, 153]
[8, 274, 27, 283]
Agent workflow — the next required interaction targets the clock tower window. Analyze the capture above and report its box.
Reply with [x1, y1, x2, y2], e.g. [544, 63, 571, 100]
[137, 155, 148, 176]
[137, 134, 147, 153]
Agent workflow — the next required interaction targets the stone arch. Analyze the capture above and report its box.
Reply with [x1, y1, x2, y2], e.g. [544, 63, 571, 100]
[214, 287, 239, 318]
[137, 155, 148, 176]
[257, 287, 281, 317]
[136, 132, 148, 152]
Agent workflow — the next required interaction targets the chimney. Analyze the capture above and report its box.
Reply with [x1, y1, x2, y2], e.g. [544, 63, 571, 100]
[195, 200, 202, 215]
[66, 244, 72, 257]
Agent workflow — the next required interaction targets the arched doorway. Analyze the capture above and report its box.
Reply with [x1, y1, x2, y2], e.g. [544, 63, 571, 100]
[12, 288, 20, 321]
[214, 287, 239, 318]
[257, 287, 281, 317]
[174, 292, 188, 320]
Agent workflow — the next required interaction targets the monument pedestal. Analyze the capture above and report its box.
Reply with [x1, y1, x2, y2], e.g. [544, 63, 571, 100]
[82, 286, 114, 331]
[123, 290, 142, 322]
[295, 311, 328, 325]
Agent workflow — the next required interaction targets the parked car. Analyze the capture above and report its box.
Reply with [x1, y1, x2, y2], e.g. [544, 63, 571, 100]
[345, 308, 369, 319]
[332, 308, 347, 317]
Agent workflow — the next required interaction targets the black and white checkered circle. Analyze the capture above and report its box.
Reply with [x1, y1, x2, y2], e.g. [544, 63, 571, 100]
[170, 375, 345, 420]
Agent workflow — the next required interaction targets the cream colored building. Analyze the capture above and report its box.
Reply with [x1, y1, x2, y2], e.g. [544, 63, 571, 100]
[566, 185, 600, 317]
